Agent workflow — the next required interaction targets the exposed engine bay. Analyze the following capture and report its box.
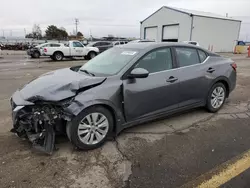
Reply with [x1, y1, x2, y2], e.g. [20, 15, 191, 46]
[11, 101, 72, 155]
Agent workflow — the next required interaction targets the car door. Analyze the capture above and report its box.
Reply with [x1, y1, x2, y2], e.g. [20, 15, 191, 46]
[103, 42, 113, 51]
[173, 47, 211, 107]
[71, 41, 84, 56]
[123, 47, 180, 122]
[93, 42, 102, 52]
[99, 42, 111, 53]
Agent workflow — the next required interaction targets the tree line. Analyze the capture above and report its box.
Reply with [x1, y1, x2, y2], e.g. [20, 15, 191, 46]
[25, 24, 83, 40]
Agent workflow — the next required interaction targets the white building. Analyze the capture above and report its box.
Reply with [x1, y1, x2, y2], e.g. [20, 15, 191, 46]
[140, 6, 241, 52]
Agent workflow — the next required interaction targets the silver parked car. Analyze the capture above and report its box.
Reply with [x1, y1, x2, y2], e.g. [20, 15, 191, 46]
[10, 42, 237, 154]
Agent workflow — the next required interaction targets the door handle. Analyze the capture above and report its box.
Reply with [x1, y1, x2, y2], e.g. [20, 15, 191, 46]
[166, 76, 178, 83]
[207, 67, 215, 73]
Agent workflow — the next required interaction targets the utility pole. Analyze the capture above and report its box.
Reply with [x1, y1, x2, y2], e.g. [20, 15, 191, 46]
[24, 28, 26, 37]
[75, 18, 79, 36]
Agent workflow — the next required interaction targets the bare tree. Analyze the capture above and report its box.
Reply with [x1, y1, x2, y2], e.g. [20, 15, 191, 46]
[32, 24, 42, 39]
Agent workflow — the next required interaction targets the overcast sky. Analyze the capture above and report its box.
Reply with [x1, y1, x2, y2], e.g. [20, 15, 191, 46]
[1, 0, 250, 40]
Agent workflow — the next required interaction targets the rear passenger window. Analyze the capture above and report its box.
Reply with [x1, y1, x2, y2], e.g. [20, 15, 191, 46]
[175, 47, 200, 67]
[198, 50, 207, 62]
[51, 44, 60, 47]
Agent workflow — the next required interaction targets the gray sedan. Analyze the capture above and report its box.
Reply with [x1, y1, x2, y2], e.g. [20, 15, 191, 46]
[10, 43, 237, 154]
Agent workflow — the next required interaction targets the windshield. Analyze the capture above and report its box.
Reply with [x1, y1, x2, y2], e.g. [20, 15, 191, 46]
[79, 47, 138, 76]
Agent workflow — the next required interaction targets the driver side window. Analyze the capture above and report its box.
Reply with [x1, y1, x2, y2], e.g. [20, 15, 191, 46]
[135, 48, 173, 73]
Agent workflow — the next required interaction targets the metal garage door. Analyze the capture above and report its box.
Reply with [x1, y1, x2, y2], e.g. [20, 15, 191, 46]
[162, 25, 179, 42]
[144, 27, 157, 41]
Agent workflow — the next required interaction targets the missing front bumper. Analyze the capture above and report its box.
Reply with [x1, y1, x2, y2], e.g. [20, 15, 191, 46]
[10, 103, 68, 155]
[11, 121, 55, 155]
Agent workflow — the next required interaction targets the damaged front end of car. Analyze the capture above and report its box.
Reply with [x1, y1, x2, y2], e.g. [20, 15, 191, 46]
[10, 67, 107, 154]
[10, 97, 73, 155]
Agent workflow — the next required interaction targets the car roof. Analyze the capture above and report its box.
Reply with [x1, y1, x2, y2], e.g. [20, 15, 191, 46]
[117, 42, 217, 56]
[121, 42, 201, 49]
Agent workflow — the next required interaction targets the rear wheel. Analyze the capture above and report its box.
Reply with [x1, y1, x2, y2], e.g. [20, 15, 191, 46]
[206, 83, 226, 113]
[53, 52, 63, 61]
[66, 106, 114, 150]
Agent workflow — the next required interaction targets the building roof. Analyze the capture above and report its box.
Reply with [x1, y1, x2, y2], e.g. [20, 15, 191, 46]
[141, 6, 241, 23]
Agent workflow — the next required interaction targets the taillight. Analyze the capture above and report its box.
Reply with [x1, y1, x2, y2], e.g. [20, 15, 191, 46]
[44, 48, 47, 52]
[231, 63, 237, 71]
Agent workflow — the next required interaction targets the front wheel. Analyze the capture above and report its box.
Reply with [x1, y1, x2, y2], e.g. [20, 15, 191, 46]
[33, 51, 40, 58]
[66, 106, 114, 150]
[88, 51, 97, 60]
[206, 83, 226, 113]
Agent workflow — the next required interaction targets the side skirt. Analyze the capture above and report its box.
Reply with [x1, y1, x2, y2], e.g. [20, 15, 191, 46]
[117, 102, 205, 134]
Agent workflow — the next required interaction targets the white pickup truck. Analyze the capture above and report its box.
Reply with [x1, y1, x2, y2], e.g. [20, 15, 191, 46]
[42, 40, 99, 61]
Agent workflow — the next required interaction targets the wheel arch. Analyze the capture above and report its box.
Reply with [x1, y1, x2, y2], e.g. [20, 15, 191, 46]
[67, 101, 124, 135]
[53, 51, 64, 57]
[87, 51, 97, 56]
[35, 50, 41, 55]
[209, 76, 230, 97]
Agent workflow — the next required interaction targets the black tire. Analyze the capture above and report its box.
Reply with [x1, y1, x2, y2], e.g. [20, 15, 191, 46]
[88, 51, 97, 60]
[33, 51, 40, 58]
[53, 52, 63, 61]
[50, 56, 55, 60]
[66, 106, 114, 150]
[84, 55, 89, 60]
[206, 82, 227, 113]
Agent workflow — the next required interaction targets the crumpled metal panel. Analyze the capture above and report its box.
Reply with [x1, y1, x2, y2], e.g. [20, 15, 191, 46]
[19, 68, 106, 102]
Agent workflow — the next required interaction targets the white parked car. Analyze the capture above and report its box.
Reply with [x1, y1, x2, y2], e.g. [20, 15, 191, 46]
[182, 41, 200, 46]
[42, 40, 99, 61]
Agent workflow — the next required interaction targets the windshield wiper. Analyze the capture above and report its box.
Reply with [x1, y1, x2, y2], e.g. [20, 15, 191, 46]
[79, 69, 95, 76]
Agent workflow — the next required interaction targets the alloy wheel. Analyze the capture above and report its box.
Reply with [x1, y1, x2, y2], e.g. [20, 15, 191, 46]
[77, 113, 109, 145]
[56, 54, 62, 60]
[210, 86, 225, 109]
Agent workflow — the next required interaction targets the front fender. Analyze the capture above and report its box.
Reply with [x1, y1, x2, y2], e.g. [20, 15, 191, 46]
[65, 98, 125, 134]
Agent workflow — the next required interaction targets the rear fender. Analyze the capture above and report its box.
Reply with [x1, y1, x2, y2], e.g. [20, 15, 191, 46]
[208, 76, 231, 96]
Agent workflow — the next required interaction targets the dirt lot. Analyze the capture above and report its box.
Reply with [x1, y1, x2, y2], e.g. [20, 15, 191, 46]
[0, 54, 250, 188]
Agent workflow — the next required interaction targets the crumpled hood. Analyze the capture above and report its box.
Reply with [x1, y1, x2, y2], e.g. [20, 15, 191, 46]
[19, 68, 106, 102]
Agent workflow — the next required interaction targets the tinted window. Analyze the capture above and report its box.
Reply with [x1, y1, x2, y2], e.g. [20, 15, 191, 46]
[114, 42, 119, 45]
[135, 48, 173, 73]
[120, 41, 124, 45]
[175, 47, 200, 67]
[101, 42, 111, 46]
[198, 50, 207, 62]
[73, 42, 84, 47]
[51, 44, 60, 47]
[92, 43, 98, 47]
[189, 42, 197, 45]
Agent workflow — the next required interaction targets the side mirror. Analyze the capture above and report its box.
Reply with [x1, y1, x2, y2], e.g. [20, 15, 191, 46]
[129, 68, 149, 79]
